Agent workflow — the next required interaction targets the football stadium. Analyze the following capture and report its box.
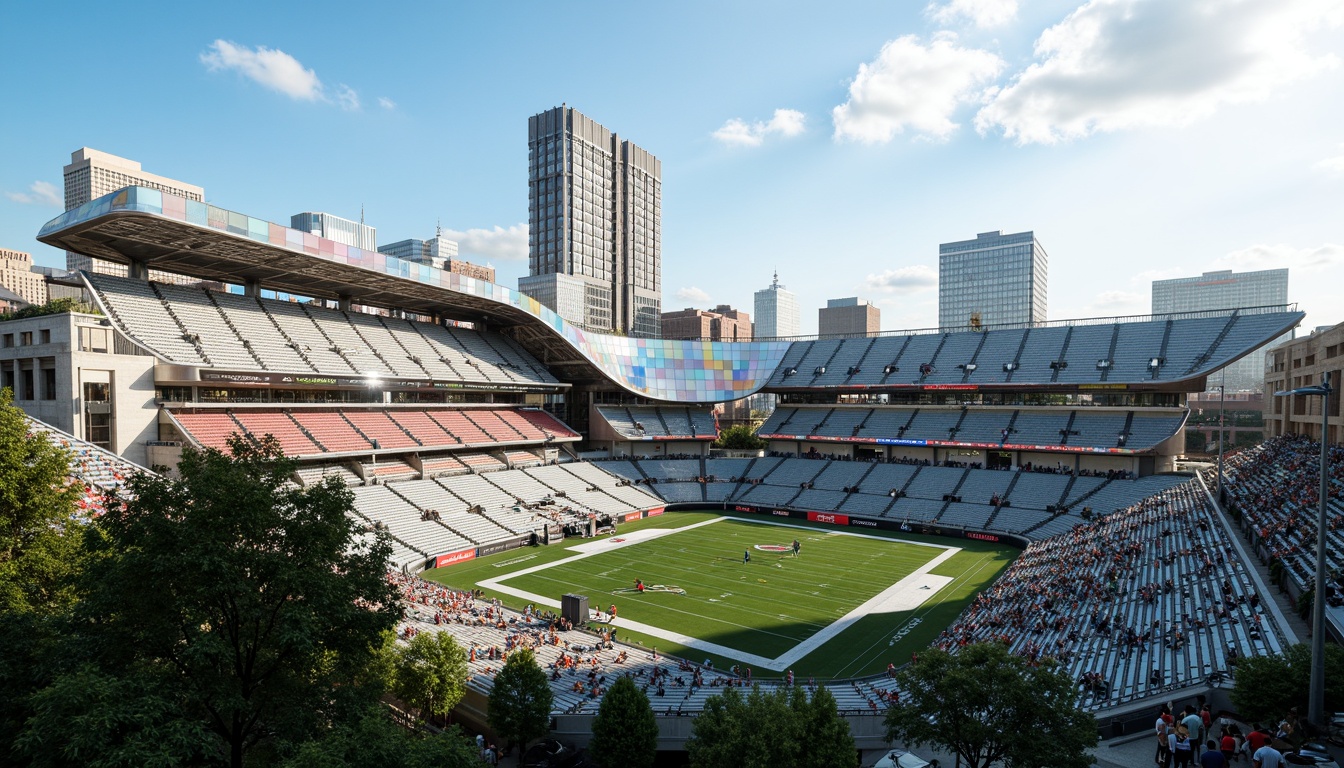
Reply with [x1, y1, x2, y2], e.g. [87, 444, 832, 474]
[11, 185, 1337, 754]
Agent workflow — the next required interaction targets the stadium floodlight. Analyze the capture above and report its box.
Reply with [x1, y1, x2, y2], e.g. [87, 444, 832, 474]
[1003, 362, 1018, 372]
[1148, 357, 1164, 369]
[962, 363, 977, 372]
[883, 364, 898, 375]
[1273, 371, 1332, 729]
[1096, 359, 1112, 369]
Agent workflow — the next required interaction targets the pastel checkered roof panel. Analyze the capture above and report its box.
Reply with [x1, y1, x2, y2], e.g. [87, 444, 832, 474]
[40, 187, 794, 403]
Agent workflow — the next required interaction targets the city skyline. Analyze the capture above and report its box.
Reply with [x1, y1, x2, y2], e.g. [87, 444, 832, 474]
[2, 1, 1342, 336]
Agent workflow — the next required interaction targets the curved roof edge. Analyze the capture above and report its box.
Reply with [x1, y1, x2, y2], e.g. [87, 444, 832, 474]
[38, 187, 792, 403]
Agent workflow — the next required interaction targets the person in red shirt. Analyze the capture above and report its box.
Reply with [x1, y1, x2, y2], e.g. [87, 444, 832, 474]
[1220, 726, 1237, 763]
[1246, 724, 1269, 753]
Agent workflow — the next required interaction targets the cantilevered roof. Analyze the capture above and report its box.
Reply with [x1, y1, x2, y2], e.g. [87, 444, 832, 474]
[38, 187, 791, 403]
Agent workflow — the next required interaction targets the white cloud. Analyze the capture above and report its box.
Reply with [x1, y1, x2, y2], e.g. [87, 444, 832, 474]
[5, 180, 61, 207]
[975, 0, 1344, 145]
[833, 33, 1005, 143]
[1212, 243, 1344, 273]
[441, 224, 528, 263]
[712, 109, 807, 147]
[675, 286, 712, 304]
[861, 265, 938, 295]
[1316, 145, 1344, 174]
[335, 84, 360, 111]
[378, 96, 396, 110]
[927, 0, 1018, 29]
[200, 40, 324, 101]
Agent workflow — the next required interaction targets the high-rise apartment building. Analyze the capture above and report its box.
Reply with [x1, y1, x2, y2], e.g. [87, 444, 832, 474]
[63, 148, 205, 278]
[819, 297, 880, 338]
[661, 305, 752, 341]
[1152, 268, 1290, 392]
[291, 212, 377, 251]
[753, 271, 800, 339]
[521, 105, 661, 337]
[378, 232, 496, 283]
[938, 230, 1048, 330]
[0, 249, 47, 307]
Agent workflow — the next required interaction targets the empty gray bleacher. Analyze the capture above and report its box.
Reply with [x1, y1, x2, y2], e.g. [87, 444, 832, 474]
[811, 460, 872, 490]
[1053, 324, 1116, 383]
[87, 274, 206, 363]
[638, 459, 699, 481]
[791, 488, 850, 511]
[886, 496, 945, 522]
[1160, 316, 1230, 375]
[1082, 474, 1188, 514]
[938, 501, 994, 529]
[954, 410, 1014, 443]
[955, 470, 1015, 503]
[1009, 411, 1071, 446]
[1070, 412, 1129, 448]
[902, 465, 965, 499]
[1011, 326, 1070, 381]
[1005, 473, 1071, 509]
[964, 328, 1027, 384]
[152, 283, 259, 369]
[210, 291, 314, 372]
[554, 463, 662, 508]
[704, 458, 751, 479]
[1125, 414, 1186, 449]
[654, 483, 705, 504]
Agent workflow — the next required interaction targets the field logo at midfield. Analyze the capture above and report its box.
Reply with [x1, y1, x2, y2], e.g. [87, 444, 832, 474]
[754, 544, 791, 552]
[612, 583, 686, 595]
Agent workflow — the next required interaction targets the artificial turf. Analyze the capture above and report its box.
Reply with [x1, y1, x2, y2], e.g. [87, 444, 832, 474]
[423, 511, 1017, 678]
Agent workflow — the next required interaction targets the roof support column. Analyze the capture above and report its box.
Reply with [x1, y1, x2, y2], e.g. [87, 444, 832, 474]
[127, 261, 148, 280]
[337, 295, 352, 312]
[243, 279, 260, 298]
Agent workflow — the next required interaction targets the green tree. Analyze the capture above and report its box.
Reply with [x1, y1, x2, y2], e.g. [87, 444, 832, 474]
[794, 685, 857, 768]
[590, 675, 658, 768]
[0, 389, 87, 753]
[393, 629, 470, 722]
[687, 685, 802, 768]
[280, 706, 481, 768]
[487, 647, 553, 754]
[0, 387, 85, 614]
[17, 436, 403, 768]
[883, 643, 1096, 768]
[714, 424, 766, 450]
[1230, 642, 1344, 724]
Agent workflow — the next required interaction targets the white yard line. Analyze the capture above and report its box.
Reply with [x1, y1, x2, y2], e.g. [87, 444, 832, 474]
[478, 515, 961, 671]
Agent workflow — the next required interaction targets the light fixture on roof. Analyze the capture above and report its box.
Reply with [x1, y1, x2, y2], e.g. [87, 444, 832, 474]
[883, 364, 898, 375]
[962, 363, 977, 372]
[1148, 357, 1164, 368]
[1096, 359, 1112, 369]
[815, 366, 826, 375]
[1003, 362, 1018, 372]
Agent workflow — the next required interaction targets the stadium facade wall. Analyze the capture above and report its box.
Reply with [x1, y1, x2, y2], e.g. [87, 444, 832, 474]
[0, 311, 157, 466]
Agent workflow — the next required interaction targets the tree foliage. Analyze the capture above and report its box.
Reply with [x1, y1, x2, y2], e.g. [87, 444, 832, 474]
[714, 424, 766, 450]
[279, 706, 481, 768]
[17, 436, 403, 768]
[392, 629, 470, 722]
[1230, 642, 1344, 724]
[883, 643, 1096, 768]
[688, 684, 854, 768]
[0, 390, 87, 753]
[795, 685, 858, 768]
[487, 647, 554, 753]
[0, 387, 85, 614]
[590, 675, 658, 768]
[0, 297, 99, 322]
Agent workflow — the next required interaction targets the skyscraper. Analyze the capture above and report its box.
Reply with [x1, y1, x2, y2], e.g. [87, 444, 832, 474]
[753, 271, 800, 339]
[290, 212, 377, 251]
[1151, 268, 1290, 392]
[62, 148, 204, 277]
[521, 105, 661, 337]
[819, 297, 880, 338]
[938, 230, 1048, 330]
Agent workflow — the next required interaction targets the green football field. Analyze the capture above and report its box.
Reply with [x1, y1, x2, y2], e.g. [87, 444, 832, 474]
[424, 511, 1017, 678]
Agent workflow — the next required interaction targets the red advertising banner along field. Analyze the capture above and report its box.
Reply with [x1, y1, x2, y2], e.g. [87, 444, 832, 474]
[434, 548, 477, 568]
[646, 507, 665, 517]
[807, 511, 849, 526]
[624, 511, 643, 523]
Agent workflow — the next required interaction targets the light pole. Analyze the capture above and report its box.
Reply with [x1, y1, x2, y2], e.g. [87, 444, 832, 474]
[1274, 371, 1332, 729]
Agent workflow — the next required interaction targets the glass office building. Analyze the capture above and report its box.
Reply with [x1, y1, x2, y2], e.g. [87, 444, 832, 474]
[1152, 268, 1290, 392]
[525, 106, 662, 337]
[754, 271, 800, 339]
[938, 230, 1048, 330]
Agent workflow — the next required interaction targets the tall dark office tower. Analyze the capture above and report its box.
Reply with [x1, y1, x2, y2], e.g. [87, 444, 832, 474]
[520, 106, 661, 337]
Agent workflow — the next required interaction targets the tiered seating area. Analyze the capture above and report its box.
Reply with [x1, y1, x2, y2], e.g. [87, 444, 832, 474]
[350, 485, 475, 561]
[935, 480, 1287, 707]
[168, 407, 578, 457]
[596, 405, 719, 439]
[85, 273, 559, 388]
[25, 416, 148, 516]
[1222, 435, 1344, 604]
[765, 308, 1300, 388]
[758, 406, 1187, 451]
[625, 456, 1189, 541]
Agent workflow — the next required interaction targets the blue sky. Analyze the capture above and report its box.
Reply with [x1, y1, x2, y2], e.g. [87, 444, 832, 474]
[2, 0, 1342, 335]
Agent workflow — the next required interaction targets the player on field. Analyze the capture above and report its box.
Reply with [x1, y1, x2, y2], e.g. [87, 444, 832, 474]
[743, 549, 750, 564]
[792, 539, 801, 557]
